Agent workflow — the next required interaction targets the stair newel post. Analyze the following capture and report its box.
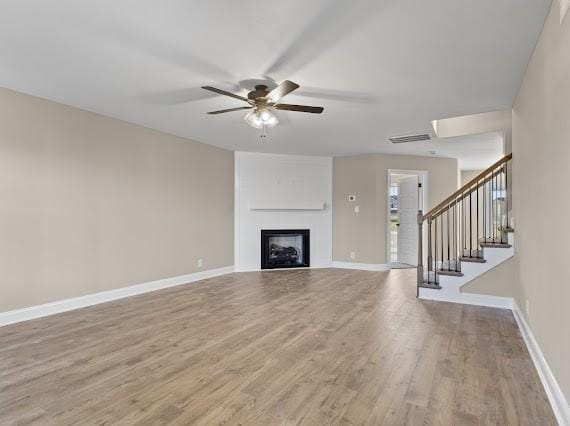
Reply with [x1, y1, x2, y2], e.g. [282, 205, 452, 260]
[501, 163, 506, 243]
[455, 197, 461, 273]
[505, 161, 509, 231]
[476, 179, 479, 247]
[417, 210, 424, 293]
[445, 204, 451, 271]
[435, 215, 438, 283]
[483, 173, 487, 242]
[427, 216, 433, 275]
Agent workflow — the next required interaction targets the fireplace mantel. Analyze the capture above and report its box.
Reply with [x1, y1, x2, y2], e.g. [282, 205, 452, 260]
[248, 201, 325, 211]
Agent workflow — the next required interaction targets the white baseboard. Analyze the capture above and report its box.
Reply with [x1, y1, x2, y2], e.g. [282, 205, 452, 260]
[419, 291, 514, 310]
[0, 266, 235, 327]
[332, 261, 390, 271]
[512, 302, 570, 426]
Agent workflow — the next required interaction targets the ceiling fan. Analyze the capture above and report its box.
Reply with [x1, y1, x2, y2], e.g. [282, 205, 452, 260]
[201, 80, 324, 138]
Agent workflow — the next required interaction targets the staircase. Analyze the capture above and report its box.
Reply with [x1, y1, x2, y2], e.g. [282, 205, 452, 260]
[416, 154, 514, 302]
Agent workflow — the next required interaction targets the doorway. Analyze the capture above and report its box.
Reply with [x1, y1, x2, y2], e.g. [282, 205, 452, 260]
[387, 170, 428, 269]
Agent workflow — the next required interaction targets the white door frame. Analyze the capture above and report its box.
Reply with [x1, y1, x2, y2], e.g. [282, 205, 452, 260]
[386, 169, 429, 267]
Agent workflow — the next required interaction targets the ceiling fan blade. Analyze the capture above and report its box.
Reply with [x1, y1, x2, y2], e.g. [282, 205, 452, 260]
[295, 88, 377, 104]
[266, 80, 300, 103]
[207, 106, 252, 115]
[275, 104, 324, 114]
[201, 86, 249, 103]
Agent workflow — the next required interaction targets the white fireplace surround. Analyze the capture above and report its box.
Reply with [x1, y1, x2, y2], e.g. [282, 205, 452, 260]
[234, 152, 333, 271]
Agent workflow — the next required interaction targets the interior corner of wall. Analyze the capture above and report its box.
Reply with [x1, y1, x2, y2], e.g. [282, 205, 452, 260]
[560, 0, 569, 23]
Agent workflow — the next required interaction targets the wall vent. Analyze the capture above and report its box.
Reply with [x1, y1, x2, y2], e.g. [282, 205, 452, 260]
[388, 133, 431, 144]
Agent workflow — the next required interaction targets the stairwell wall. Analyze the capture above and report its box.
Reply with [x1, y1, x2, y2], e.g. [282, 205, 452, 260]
[511, 0, 570, 403]
[462, 257, 521, 300]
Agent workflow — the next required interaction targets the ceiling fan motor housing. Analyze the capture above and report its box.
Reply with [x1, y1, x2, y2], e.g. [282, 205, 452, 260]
[247, 85, 270, 100]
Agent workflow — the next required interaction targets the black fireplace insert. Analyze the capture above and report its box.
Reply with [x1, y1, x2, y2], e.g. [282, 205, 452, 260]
[261, 229, 310, 269]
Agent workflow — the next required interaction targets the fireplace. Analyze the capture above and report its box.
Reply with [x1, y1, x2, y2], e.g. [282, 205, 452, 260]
[261, 229, 310, 269]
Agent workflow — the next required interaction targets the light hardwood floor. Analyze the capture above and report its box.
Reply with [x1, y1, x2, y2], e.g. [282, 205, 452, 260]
[0, 268, 556, 425]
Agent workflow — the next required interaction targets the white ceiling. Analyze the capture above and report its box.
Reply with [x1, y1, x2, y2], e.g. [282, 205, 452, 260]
[0, 0, 551, 158]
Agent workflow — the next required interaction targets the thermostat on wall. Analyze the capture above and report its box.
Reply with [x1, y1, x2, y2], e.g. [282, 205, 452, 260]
[348, 195, 356, 202]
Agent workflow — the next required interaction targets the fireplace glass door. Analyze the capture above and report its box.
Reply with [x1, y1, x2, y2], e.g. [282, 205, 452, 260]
[261, 229, 310, 269]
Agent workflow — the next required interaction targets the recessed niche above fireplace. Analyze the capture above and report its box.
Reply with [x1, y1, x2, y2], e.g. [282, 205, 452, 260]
[261, 229, 310, 269]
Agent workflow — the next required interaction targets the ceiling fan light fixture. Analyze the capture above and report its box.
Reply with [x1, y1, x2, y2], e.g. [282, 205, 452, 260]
[244, 110, 263, 128]
[263, 112, 279, 127]
[260, 109, 272, 121]
[244, 108, 278, 129]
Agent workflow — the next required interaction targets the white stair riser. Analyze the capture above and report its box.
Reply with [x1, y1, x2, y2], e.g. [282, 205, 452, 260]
[420, 232, 514, 301]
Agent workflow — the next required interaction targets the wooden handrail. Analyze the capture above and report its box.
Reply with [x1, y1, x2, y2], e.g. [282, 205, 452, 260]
[428, 173, 498, 220]
[424, 153, 512, 220]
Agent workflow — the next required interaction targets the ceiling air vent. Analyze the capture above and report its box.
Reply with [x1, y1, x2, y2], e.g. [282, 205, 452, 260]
[388, 133, 431, 144]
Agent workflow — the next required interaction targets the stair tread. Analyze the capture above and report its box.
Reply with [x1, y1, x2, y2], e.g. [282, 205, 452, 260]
[418, 283, 442, 290]
[479, 237, 508, 243]
[480, 242, 512, 248]
[436, 269, 464, 277]
[459, 256, 487, 263]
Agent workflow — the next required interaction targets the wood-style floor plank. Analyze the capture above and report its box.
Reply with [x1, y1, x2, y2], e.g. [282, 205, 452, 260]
[0, 268, 556, 425]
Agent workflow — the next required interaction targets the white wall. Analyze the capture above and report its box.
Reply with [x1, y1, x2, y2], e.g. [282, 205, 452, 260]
[235, 152, 332, 271]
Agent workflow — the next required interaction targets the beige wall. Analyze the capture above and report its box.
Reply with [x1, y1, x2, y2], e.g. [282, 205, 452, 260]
[462, 258, 521, 299]
[510, 2, 570, 401]
[0, 88, 234, 312]
[333, 154, 458, 264]
[460, 169, 483, 186]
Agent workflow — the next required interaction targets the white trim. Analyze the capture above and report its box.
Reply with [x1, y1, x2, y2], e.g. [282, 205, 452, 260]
[0, 266, 235, 327]
[512, 301, 570, 426]
[332, 261, 390, 271]
[328, 157, 334, 270]
[234, 152, 241, 269]
[386, 169, 428, 267]
[419, 292, 514, 310]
